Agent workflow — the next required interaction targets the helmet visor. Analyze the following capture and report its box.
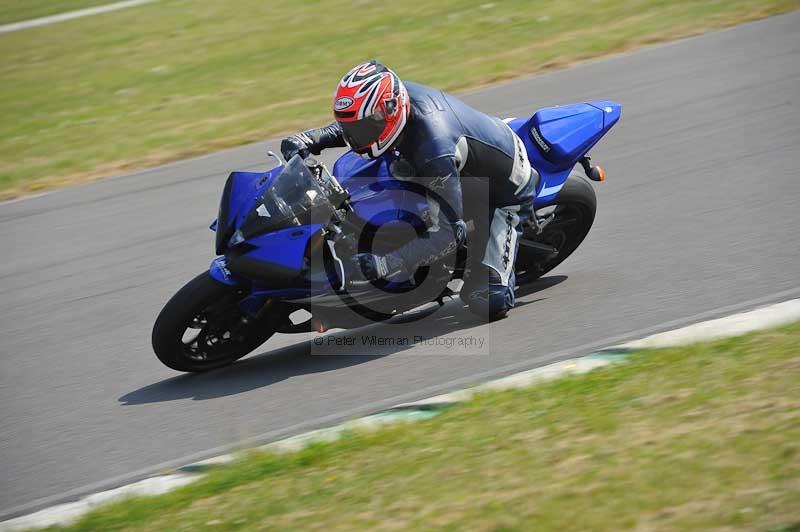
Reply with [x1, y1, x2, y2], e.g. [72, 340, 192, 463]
[339, 111, 386, 153]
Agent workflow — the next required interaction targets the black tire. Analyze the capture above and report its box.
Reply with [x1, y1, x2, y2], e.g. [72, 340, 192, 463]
[152, 273, 275, 372]
[516, 173, 597, 282]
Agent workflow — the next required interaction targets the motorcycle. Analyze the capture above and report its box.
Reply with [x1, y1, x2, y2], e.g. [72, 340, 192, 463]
[152, 100, 621, 372]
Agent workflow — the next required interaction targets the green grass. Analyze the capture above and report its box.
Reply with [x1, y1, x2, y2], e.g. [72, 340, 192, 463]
[48, 323, 800, 531]
[2, 0, 799, 199]
[0, 1, 115, 25]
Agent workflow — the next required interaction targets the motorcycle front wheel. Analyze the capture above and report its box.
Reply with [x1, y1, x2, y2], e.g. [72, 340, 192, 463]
[152, 273, 275, 372]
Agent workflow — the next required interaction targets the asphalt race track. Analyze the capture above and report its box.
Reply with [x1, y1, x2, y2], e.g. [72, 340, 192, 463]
[1, 12, 799, 519]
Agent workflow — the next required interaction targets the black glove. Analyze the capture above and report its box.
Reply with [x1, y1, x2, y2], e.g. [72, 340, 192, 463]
[352, 253, 404, 281]
[280, 135, 311, 161]
[281, 124, 347, 161]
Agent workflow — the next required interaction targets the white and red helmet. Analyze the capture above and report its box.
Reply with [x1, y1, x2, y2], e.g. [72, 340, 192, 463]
[333, 61, 410, 158]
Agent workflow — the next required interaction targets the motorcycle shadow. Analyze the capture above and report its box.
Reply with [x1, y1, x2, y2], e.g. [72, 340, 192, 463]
[119, 275, 566, 405]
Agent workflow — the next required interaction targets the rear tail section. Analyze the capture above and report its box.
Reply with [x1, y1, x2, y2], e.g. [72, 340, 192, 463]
[506, 100, 621, 203]
[527, 100, 620, 166]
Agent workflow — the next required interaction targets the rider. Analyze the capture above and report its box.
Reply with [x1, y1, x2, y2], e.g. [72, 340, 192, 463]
[281, 61, 538, 321]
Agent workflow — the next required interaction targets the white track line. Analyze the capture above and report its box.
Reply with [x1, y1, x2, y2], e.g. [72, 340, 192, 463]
[0, 0, 156, 35]
[0, 475, 197, 531]
[615, 298, 800, 349]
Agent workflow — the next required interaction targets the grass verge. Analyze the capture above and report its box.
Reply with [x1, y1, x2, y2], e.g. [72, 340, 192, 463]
[45, 322, 800, 531]
[2, 0, 800, 200]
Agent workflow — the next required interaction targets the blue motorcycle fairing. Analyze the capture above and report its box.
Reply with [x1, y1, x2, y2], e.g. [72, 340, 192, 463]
[209, 256, 238, 286]
[507, 100, 621, 204]
[215, 167, 282, 255]
[332, 150, 386, 181]
[209, 224, 325, 289]
[211, 160, 329, 292]
[528, 100, 621, 167]
[237, 224, 322, 272]
[334, 152, 430, 231]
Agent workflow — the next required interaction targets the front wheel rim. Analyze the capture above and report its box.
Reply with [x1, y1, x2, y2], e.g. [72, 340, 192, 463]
[180, 295, 253, 363]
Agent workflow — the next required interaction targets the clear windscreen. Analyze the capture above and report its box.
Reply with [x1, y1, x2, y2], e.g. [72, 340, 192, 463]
[238, 155, 335, 240]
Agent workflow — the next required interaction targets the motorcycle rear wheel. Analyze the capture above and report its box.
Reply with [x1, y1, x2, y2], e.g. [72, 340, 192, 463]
[515, 173, 597, 283]
[152, 273, 275, 372]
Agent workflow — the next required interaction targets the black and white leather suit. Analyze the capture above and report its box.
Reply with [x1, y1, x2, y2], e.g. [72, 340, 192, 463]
[283, 81, 538, 319]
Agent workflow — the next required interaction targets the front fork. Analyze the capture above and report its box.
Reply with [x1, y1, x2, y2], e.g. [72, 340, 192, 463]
[207, 256, 315, 328]
[208, 256, 266, 318]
